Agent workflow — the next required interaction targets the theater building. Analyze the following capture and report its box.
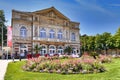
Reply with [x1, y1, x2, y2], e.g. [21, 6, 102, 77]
[12, 7, 80, 55]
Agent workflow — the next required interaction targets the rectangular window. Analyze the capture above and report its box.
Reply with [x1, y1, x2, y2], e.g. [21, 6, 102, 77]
[50, 33, 55, 38]
[58, 34, 62, 39]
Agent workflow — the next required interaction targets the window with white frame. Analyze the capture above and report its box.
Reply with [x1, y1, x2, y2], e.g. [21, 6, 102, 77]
[71, 33, 76, 41]
[49, 46, 55, 54]
[40, 28, 46, 38]
[49, 29, 55, 38]
[20, 26, 27, 38]
[57, 46, 63, 54]
[58, 30, 62, 39]
[41, 46, 47, 55]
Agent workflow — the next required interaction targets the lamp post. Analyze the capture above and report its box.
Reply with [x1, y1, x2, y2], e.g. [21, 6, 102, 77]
[0, 18, 3, 55]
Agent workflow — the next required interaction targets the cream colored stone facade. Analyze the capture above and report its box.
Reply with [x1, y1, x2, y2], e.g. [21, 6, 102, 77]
[12, 7, 80, 55]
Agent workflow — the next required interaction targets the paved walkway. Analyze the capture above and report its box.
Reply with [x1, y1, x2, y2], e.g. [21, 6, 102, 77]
[0, 60, 12, 80]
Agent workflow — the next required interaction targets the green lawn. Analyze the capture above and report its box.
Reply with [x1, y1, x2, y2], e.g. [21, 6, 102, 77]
[5, 59, 120, 80]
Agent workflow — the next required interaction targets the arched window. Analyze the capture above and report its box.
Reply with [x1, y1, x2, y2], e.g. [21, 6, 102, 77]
[40, 28, 46, 38]
[71, 33, 76, 41]
[50, 46, 55, 49]
[20, 27, 27, 37]
[49, 45, 56, 54]
[41, 45, 47, 55]
[57, 46, 63, 54]
[58, 30, 62, 39]
[49, 29, 55, 38]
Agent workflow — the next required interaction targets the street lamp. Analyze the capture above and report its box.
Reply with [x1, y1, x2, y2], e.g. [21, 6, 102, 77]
[0, 18, 3, 55]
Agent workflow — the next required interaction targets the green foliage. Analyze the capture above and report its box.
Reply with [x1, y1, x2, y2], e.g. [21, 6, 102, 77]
[80, 29, 120, 55]
[114, 27, 120, 38]
[23, 56, 106, 74]
[64, 46, 72, 55]
[5, 59, 120, 80]
[113, 27, 120, 53]
[33, 44, 42, 54]
[90, 51, 99, 59]
[0, 10, 7, 46]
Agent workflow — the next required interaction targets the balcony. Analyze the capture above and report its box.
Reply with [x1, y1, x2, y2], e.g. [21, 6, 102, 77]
[33, 36, 79, 43]
[33, 36, 69, 43]
[13, 36, 31, 40]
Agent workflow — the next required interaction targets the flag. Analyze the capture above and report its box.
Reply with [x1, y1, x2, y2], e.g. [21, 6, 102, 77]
[7, 26, 12, 47]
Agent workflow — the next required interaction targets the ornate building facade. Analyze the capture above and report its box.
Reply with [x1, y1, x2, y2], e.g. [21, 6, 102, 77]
[12, 7, 80, 55]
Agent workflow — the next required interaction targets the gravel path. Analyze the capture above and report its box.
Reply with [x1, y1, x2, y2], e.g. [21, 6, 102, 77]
[0, 60, 12, 80]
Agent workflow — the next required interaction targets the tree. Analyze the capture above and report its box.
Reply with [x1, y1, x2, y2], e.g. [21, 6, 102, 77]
[114, 27, 120, 37]
[106, 36, 116, 50]
[101, 32, 111, 54]
[80, 28, 120, 55]
[80, 34, 89, 54]
[94, 34, 103, 53]
[64, 46, 72, 55]
[114, 27, 120, 54]
[33, 44, 42, 54]
[87, 36, 95, 52]
[0, 10, 7, 46]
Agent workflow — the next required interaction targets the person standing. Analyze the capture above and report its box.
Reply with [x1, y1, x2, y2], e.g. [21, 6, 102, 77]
[11, 53, 15, 62]
[19, 50, 24, 61]
[24, 50, 27, 58]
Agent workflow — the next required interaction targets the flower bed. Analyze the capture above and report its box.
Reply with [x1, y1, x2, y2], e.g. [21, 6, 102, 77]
[23, 55, 107, 74]
[98, 55, 112, 63]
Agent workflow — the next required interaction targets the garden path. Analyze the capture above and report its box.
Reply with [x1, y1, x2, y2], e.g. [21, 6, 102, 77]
[0, 60, 11, 80]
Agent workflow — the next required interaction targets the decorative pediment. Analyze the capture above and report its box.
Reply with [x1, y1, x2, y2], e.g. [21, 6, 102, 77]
[33, 7, 70, 20]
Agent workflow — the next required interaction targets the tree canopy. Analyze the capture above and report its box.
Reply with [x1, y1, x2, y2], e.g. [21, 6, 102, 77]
[0, 10, 7, 46]
[80, 27, 120, 55]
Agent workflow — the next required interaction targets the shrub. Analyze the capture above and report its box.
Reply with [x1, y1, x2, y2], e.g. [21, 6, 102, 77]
[90, 52, 99, 59]
[23, 56, 107, 74]
[82, 64, 93, 73]
[98, 55, 112, 63]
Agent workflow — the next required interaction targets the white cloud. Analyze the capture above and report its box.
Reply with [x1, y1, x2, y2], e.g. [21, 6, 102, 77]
[75, 0, 114, 16]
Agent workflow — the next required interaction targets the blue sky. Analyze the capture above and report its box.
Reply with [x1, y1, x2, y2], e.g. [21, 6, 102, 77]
[0, 0, 120, 35]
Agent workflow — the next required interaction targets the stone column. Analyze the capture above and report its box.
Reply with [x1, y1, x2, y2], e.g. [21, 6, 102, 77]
[56, 45, 58, 54]
[38, 26, 39, 37]
[47, 45, 49, 54]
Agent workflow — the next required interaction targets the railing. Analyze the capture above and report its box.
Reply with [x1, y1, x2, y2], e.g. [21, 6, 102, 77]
[33, 36, 79, 43]
[33, 36, 69, 42]
[13, 36, 31, 40]
[12, 36, 79, 43]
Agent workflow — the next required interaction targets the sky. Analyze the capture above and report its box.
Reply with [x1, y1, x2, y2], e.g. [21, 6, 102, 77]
[0, 0, 120, 36]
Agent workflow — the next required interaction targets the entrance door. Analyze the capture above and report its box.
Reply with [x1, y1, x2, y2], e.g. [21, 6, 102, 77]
[19, 44, 28, 56]
[40, 46, 47, 56]
[49, 46, 55, 56]
[57, 46, 63, 55]
[72, 48, 77, 54]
